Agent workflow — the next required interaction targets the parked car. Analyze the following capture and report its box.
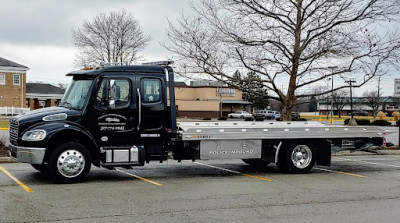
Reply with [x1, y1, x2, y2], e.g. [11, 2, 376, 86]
[227, 111, 253, 119]
[273, 111, 282, 119]
[265, 110, 281, 120]
[254, 110, 270, 118]
[291, 112, 300, 120]
[349, 110, 368, 116]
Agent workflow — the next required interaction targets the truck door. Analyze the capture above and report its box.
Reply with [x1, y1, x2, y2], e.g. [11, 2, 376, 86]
[86, 75, 136, 146]
[136, 74, 166, 143]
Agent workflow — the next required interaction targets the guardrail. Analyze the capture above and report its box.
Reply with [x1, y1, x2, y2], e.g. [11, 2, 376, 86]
[0, 107, 30, 116]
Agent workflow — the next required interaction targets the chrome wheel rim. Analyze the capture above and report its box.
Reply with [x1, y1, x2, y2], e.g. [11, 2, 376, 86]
[57, 149, 85, 178]
[291, 145, 312, 169]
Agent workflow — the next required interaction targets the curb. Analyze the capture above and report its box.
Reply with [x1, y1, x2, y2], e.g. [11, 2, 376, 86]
[333, 150, 400, 156]
[0, 157, 16, 163]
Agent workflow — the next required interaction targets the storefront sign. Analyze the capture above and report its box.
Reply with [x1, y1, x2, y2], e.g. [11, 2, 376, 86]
[217, 88, 236, 96]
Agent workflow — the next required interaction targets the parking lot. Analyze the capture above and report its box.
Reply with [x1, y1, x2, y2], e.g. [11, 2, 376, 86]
[1, 155, 400, 223]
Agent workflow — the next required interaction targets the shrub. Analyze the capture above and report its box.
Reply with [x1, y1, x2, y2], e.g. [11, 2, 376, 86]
[344, 118, 370, 125]
[218, 116, 227, 120]
[255, 117, 264, 121]
[357, 119, 371, 125]
[370, 120, 391, 126]
[245, 117, 254, 121]
[292, 118, 308, 121]
[276, 118, 283, 121]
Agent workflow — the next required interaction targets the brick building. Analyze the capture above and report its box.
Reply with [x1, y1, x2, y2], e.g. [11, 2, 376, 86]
[170, 80, 252, 118]
[0, 57, 29, 108]
[26, 83, 65, 110]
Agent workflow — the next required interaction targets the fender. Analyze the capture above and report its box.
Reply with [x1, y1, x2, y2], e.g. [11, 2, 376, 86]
[23, 122, 100, 166]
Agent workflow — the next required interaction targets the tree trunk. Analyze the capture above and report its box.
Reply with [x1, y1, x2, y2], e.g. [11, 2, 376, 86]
[283, 96, 294, 121]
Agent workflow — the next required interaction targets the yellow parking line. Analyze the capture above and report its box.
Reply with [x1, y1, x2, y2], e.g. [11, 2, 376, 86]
[315, 167, 367, 178]
[0, 165, 33, 192]
[116, 168, 162, 186]
[194, 161, 272, 182]
[0, 128, 9, 130]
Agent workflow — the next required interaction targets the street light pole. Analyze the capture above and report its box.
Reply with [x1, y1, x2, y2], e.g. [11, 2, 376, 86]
[328, 66, 337, 124]
[346, 79, 356, 126]
[330, 76, 334, 124]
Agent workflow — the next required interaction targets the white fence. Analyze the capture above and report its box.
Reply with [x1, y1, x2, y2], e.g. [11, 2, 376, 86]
[0, 107, 30, 116]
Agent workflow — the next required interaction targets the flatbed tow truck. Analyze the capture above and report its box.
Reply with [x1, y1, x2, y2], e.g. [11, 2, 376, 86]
[8, 62, 392, 183]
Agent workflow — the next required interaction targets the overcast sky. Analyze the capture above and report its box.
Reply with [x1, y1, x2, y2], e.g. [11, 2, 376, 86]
[0, 0, 399, 96]
[0, 0, 191, 83]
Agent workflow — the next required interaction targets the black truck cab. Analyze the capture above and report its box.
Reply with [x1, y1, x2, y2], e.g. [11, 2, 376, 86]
[9, 64, 177, 183]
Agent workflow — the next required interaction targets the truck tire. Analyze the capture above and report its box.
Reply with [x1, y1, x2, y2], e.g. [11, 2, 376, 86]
[242, 159, 270, 167]
[48, 142, 91, 184]
[31, 164, 47, 173]
[284, 141, 316, 174]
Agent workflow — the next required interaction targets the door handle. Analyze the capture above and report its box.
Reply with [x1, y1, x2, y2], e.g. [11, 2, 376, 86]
[137, 88, 141, 130]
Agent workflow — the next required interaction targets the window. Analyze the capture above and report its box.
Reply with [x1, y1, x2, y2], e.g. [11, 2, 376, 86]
[96, 79, 109, 107]
[96, 78, 131, 109]
[13, 74, 20, 85]
[0, 73, 4, 85]
[141, 79, 161, 103]
[60, 79, 93, 109]
[113, 79, 130, 107]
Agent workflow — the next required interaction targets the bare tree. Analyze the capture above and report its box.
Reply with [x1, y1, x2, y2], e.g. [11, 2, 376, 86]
[73, 10, 151, 66]
[165, 0, 400, 120]
[332, 89, 349, 118]
[363, 91, 380, 118]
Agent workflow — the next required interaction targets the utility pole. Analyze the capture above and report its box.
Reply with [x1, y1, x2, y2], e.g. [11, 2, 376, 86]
[346, 79, 356, 126]
[377, 75, 382, 114]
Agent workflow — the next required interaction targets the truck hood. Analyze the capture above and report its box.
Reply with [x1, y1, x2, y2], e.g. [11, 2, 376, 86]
[13, 107, 82, 132]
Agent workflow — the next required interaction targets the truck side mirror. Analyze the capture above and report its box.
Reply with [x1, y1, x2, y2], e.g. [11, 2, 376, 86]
[109, 80, 116, 109]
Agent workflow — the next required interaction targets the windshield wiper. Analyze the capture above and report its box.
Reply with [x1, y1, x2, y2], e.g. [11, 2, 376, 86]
[59, 102, 73, 109]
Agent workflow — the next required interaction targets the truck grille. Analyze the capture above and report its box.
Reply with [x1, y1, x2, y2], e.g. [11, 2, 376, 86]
[9, 118, 19, 145]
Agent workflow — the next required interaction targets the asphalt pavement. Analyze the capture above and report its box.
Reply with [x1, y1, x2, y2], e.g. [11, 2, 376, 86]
[2, 157, 400, 222]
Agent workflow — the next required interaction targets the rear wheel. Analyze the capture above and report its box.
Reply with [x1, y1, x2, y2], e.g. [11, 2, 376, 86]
[284, 141, 315, 173]
[48, 142, 91, 184]
[242, 159, 270, 167]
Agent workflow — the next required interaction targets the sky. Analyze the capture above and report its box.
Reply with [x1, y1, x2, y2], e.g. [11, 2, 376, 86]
[0, 0, 191, 84]
[0, 0, 399, 96]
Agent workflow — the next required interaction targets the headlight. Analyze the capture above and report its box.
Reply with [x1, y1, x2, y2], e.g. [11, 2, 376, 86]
[22, 130, 46, 141]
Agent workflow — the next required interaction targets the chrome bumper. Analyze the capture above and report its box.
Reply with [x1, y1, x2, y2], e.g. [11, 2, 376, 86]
[9, 144, 46, 164]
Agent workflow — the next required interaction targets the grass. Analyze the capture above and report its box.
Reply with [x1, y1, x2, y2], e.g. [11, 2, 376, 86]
[0, 120, 9, 129]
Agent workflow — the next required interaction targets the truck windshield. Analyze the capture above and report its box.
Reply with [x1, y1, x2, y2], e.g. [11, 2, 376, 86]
[60, 79, 93, 109]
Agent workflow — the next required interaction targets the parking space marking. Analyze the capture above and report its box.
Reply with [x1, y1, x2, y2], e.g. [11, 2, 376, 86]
[335, 157, 400, 168]
[0, 165, 33, 192]
[315, 167, 367, 178]
[194, 161, 272, 182]
[116, 168, 162, 186]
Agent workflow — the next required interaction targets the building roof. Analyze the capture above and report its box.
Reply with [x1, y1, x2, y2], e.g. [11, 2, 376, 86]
[0, 56, 28, 69]
[26, 83, 65, 95]
[167, 81, 187, 87]
[319, 96, 400, 104]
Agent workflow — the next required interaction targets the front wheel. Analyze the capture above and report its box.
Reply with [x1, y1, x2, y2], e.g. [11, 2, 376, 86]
[283, 141, 315, 174]
[48, 142, 91, 184]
